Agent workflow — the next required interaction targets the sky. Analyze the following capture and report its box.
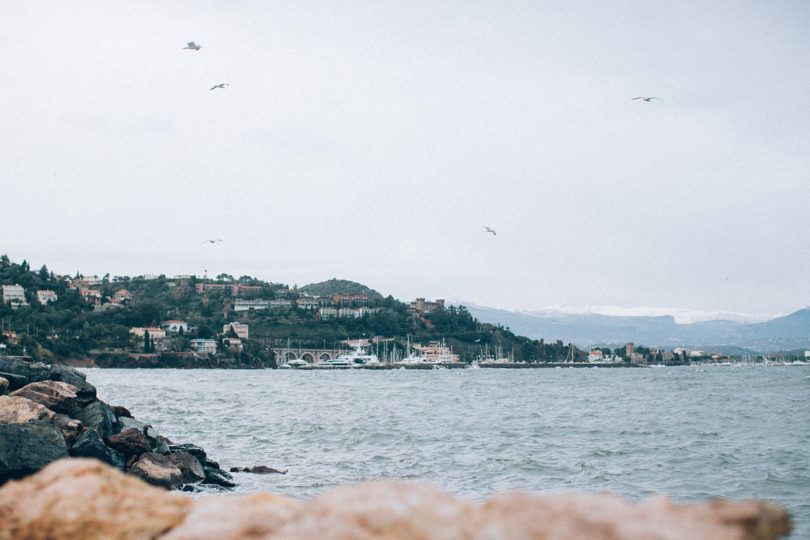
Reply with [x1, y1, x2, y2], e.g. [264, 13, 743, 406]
[2, 1, 809, 319]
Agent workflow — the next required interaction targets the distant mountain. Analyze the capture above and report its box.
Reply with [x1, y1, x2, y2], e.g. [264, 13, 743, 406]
[299, 278, 382, 299]
[462, 304, 810, 353]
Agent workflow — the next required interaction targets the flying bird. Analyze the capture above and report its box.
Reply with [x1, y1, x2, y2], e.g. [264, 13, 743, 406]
[632, 96, 655, 102]
[209, 83, 229, 91]
[483, 226, 496, 236]
[183, 41, 201, 50]
[202, 239, 223, 244]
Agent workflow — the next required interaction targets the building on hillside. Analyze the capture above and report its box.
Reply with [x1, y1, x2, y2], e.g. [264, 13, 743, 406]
[332, 294, 369, 305]
[190, 339, 217, 354]
[223, 337, 243, 351]
[223, 322, 249, 339]
[129, 327, 167, 340]
[83, 276, 103, 286]
[2, 284, 28, 308]
[196, 283, 264, 295]
[1, 330, 19, 344]
[296, 297, 320, 310]
[233, 299, 270, 312]
[338, 307, 360, 318]
[161, 320, 189, 333]
[36, 290, 58, 304]
[409, 298, 445, 314]
[112, 289, 133, 304]
[79, 288, 102, 305]
[318, 307, 337, 319]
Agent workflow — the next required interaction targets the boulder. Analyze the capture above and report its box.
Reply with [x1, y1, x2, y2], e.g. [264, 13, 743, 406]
[51, 413, 82, 447]
[153, 435, 171, 454]
[10, 381, 78, 416]
[0, 376, 8, 395]
[0, 422, 68, 484]
[117, 415, 147, 433]
[203, 463, 236, 488]
[105, 428, 151, 458]
[69, 429, 126, 471]
[129, 452, 184, 490]
[230, 465, 287, 474]
[0, 356, 49, 391]
[111, 405, 132, 418]
[169, 443, 207, 464]
[0, 458, 192, 540]
[0, 395, 55, 425]
[74, 400, 116, 439]
[44, 365, 96, 406]
[169, 450, 206, 484]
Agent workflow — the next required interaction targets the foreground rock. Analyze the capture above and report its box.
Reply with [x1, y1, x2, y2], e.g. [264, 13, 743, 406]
[0, 355, 232, 491]
[0, 459, 792, 540]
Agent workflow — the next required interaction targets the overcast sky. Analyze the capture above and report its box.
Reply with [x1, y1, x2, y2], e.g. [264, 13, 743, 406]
[2, 1, 809, 318]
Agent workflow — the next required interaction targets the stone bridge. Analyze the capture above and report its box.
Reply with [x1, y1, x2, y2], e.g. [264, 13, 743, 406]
[269, 347, 342, 364]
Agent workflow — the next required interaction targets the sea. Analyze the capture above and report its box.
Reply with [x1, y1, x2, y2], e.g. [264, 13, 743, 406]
[84, 365, 810, 538]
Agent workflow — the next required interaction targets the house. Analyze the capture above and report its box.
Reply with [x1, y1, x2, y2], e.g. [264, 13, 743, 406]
[2, 284, 28, 308]
[1, 330, 19, 345]
[161, 320, 189, 333]
[223, 322, 249, 339]
[296, 297, 321, 310]
[318, 307, 337, 319]
[129, 327, 167, 340]
[223, 337, 243, 351]
[36, 290, 58, 304]
[233, 299, 270, 312]
[588, 350, 604, 363]
[338, 307, 361, 318]
[196, 283, 264, 295]
[332, 294, 369, 305]
[409, 298, 445, 314]
[190, 339, 217, 354]
[113, 289, 133, 305]
[79, 288, 102, 305]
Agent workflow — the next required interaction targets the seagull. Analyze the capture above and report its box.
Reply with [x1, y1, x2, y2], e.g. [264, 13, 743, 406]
[209, 83, 229, 91]
[483, 226, 496, 236]
[202, 239, 223, 244]
[632, 96, 655, 102]
[183, 41, 201, 50]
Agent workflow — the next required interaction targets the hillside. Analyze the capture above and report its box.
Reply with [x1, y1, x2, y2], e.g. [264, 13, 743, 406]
[300, 279, 382, 299]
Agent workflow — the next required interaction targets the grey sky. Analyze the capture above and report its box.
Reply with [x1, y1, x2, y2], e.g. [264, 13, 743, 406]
[2, 1, 809, 317]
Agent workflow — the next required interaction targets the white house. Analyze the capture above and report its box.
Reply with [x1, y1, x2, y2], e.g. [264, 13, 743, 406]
[161, 320, 189, 333]
[2, 284, 28, 308]
[190, 339, 217, 354]
[223, 322, 249, 339]
[36, 290, 58, 304]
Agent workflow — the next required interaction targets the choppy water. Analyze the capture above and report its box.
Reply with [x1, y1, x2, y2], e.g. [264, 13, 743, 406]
[84, 366, 810, 537]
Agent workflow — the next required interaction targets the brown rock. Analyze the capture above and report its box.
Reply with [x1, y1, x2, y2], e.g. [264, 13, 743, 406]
[230, 465, 287, 474]
[105, 428, 151, 457]
[129, 452, 183, 490]
[51, 413, 82, 447]
[169, 450, 205, 484]
[111, 405, 132, 418]
[10, 381, 78, 416]
[0, 458, 191, 540]
[0, 395, 55, 425]
[0, 377, 8, 395]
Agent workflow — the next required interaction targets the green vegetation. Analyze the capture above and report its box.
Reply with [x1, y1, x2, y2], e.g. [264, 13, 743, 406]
[0, 255, 570, 367]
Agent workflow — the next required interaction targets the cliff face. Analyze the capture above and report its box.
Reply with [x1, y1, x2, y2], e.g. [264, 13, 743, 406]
[0, 459, 792, 540]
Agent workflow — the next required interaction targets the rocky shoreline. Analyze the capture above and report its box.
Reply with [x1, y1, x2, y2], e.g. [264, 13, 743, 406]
[0, 355, 234, 491]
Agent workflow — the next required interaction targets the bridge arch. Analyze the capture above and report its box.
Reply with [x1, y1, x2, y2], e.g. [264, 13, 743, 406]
[301, 353, 316, 364]
[319, 352, 332, 362]
[284, 351, 298, 361]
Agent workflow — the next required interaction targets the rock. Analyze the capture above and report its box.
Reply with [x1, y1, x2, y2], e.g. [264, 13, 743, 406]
[169, 450, 206, 484]
[105, 428, 151, 458]
[0, 458, 192, 540]
[10, 381, 78, 416]
[154, 435, 171, 454]
[111, 405, 132, 418]
[0, 395, 55, 425]
[117, 415, 147, 433]
[129, 452, 184, 490]
[69, 429, 126, 471]
[74, 400, 117, 439]
[203, 463, 237, 488]
[0, 376, 8, 395]
[0, 422, 68, 484]
[0, 463, 792, 540]
[169, 443, 207, 464]
[230, 465, 287, 474]
[0, 356, 49, 391]
[51, 413, 82, 447]
[44, 365, 96, 406]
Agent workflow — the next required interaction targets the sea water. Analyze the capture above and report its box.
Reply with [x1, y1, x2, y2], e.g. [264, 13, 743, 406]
[84, 366, 810, 537]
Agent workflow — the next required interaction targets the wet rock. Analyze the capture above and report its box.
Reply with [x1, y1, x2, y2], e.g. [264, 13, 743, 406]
[117, 415, 147, 433]
[0, 356, 48, 392]
[74, 400, 116, 439]
[105, 427, 151, 458]
[202, 463, 236, 488]
[0, 376, 8, 395]
[44, 365, 96, 406]
[51, 413, 82, 447]
[129, 452, 183, 490]
[69, 429, 126, 471]
[153, 434, 171, 454]
[0, 422, 68, 484]
[230, 465, 287, 474]
[111, 405, 132, 418]
[169, 443, 207, 464]
[0, 395, 55, 425]
[0, 458, 192, 540]
[10, 381, 78, 416]
[169, 450, 206, 484]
